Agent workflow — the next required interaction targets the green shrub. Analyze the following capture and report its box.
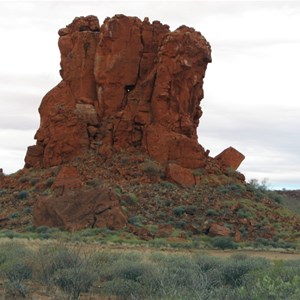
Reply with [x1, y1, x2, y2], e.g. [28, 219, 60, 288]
[141, 160, 162, 177]
[17, 190, 28, 200]
[122, 192, 139, 205]
[46, 177, 55, 188]
[53, 266, 95, 300]
[9, 212, 20, 219]
[221, 256, 268, 287]
[128, 215, 144, 227]
[0, 189, 7, 196]
[18, 176, 29, 183]
[30, 177, 40, 185]
[23, 206, 32, 214]
[206, 208, 219, 216]
[0, 243, 33, 298]
[172, 206, 184, 216]
[237, 208, 252, 219]
[35, 245, 96, 299]
[192, 168, 207, 176]
[160, 181, 177, 188]
[212, 237, 238, 250]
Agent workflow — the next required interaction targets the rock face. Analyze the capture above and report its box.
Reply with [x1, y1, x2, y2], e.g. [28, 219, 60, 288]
[24, 14, 244, 180]
[34, 187, 127, 231]
[215, 147, 245, 170]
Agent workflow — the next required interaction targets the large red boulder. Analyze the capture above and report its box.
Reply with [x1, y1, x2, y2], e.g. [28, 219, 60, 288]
[33, 188, 127, 231]
[215, 147, 245, 170]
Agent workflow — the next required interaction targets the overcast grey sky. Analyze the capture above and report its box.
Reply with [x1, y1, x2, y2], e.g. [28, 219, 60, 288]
[0, 1, 299, 189]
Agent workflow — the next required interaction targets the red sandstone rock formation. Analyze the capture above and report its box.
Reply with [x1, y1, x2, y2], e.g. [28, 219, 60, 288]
[24, 14, 244, 184]
[34, 188, 127, 231]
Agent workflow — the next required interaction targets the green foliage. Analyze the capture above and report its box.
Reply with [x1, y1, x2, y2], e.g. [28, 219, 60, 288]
[30, 177, 40, 186]
[172, 206, 186, 216]
[1, 241, 300, 299]
[18, 176, 30, 183]
[160, 181, 177, 188]
[9, 212, 20, 219]
[218, 183, 246, 195]
[206, 208, 220, 216]
[192, 168, 207, 176]
[0, 243, 33, 298]
[141, 160, 162, 177]
[45, 177, 55, 188]
[35, 245, 96, 299]
[212, 237, 238, 250]
[237, 208, 253, 219]
[128, 215, 144, 227]
[122, 192, 139, 205]
[17, 190, 28, 200]
[0, 189, 7, 196]
[173, 205, 197, 217]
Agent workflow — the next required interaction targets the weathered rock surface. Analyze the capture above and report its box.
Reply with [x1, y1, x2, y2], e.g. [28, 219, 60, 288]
[24, 14, 244, 180]
[52, 165, 83, 192]
[166, 163, 195, 186]
[215, 147, 245, 170]
[33, 188, 127, 231]
[208, 223, 231, 237]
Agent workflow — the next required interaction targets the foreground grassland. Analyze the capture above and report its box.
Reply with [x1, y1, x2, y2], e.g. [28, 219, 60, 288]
[1, 239, 300, 299]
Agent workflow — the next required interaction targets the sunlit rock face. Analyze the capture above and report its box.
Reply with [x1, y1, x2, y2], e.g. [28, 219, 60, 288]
[24, 14, 244, 181]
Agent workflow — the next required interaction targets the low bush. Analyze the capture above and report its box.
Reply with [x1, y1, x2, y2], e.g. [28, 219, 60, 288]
[17, 190, 28, 200]
[141, 160, 162, 177]
[212, 236, 238, 250]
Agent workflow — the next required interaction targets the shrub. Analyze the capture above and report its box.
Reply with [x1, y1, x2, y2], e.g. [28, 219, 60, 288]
[141, 160, 162, 177]
[192, 168, 207, 176]
[23, 206, 32, 214]
[45, 177, 55, 188]
[128, 215, 144, 227]
[17, 190, 28, 200]
[35, 245, 96, 299]
[172, 205, 189, 216]
[9, 212, 20, 220]
[206, 208, 219, 216]
[122, 192, 139, 205]
[0, 243, 33, 298]
[237, 208, 252, 219]
[30, 177, 40, 186]
[4, 263, 32, 297]
[18, 176, 29, 183]
[212, 237, 238, 250]
[53, 266, 95, 300]
[160, 181, 177, 188]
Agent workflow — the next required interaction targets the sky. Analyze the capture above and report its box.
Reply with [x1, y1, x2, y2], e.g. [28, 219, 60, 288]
[0, 1, 300, 190]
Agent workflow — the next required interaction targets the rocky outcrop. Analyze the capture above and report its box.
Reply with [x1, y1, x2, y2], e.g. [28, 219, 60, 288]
[33, 187, 127, 231]
[24, 14, 244, 182]
[215, 147, 245, 170]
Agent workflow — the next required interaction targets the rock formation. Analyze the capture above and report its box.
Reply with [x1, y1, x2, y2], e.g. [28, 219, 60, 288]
[34, 187, 127, 231]
[25, 14, 244, 182]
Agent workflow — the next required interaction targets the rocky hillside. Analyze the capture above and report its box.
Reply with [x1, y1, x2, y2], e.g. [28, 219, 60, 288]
[0, 15, 299, 246]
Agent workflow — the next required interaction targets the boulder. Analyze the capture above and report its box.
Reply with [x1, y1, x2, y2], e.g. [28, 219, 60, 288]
[215, 146, 245, 170]
[33, 188, 127, 231]
[166, 163, 195, 186]
[208, 223, 231, 237]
